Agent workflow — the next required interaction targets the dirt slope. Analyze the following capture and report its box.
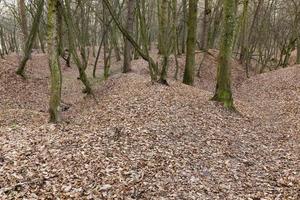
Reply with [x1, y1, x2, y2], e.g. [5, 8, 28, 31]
[289, 50, 299, 65]
[130, 49, 247, 93]
[0, 54, 49, 111]
[0, 53, 96, 113]
[237, 65, 300, 133]
[1, 57, 299, 200]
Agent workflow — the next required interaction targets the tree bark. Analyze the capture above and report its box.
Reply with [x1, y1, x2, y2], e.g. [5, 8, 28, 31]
[200, 0, 211, 50]
[18, 0, 28, 56]
[183, 0, 198, 85]
[211, 0, 236, 109]
[103, 0, 158, 81]
[239, 0, 249, 77]
[159, 0, 169, 84]
[16, 0, 45, 77]
[180, 0, 187, 54]
[48, 0, 62, 123]
[61, 0, 92, 94]
[123, 0, 135, 73]
[297, 38, 300, 64]
[0, 26, 8, 56]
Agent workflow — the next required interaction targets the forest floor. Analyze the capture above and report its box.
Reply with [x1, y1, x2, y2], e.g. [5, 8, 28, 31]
[0, 51, 299, 199]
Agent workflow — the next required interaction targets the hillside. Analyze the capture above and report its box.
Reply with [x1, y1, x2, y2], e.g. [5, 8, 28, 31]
[0, 54, 299, 199]
[237, 65, 300, 132]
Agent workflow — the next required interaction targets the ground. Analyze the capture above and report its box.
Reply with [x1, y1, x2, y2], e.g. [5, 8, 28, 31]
[0, 52, 299, 199]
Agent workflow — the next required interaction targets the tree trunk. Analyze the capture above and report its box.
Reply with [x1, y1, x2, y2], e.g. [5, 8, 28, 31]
[244, 0, 264, 70]
[0, 27, 4, 58]
[297, 38, 300, 64]
[18, 0, 28, 56]
[62, 0, 92, 94]
[103, 2, 110, 79]
[93, 31, 106, 78]
[183, 0, 198, 85]
[200, 0, 211, 50]
[172, 0, 180, 80]
[0, 26, 8, 55]
[48, 0, 62, 123]
[123, 0, 135, 73]
[211, 0, 236, 109]
[112, 31, 121, 62]
[239, 0, 249, 77]
[180, 0, 187, 54]
[103, 0, 158, 81]
[208, 0, 222, 49]
[38, 28, 45, 53]
[159, 0, 169, 84]
[16, 0, 45, 77]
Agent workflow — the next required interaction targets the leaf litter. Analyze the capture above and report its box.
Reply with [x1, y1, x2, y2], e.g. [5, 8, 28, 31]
[0, 53, 299, 199]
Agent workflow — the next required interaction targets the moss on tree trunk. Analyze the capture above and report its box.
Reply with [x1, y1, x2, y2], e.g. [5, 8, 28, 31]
[123, 0, 135, 73]
[16, 0, 44, 77]
[183, 0, 198, 85]
[48, 0, 62, 123]
[211, 0, 236, 109]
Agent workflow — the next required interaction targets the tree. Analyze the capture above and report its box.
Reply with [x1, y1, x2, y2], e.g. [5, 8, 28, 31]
[200, 0, 211, 50]
[16, 0, 44, 77]
[183, 0, 198, 85]
[0, 26, 7, 57]
[159, 0, 171, 84]
[211, 0, 236, 109]
[17, 0, 28, 56]
[103, 0, 159, 81]
[292, 0, 300, 64]
[297, 39, 300, 64]
[180, 0, 187, 54]
[238, 0, 249, 76]
[103, 1, 111, 80]
[123, 0, 135, 73]
[48, 0, 62, 122]
[61, 0, 92, 94]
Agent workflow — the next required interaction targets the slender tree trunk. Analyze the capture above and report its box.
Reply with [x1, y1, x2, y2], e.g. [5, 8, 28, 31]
[239, 0, 249, 77]
[200, 0, 211, 50]
[48, 0, 62, 123]
[183, 0, 198, 85]
[13, 26, 19, 53]
[208, 0, 222, 48]
[244, 0, 264, 70]
[172, 0, 180, 80]
[103, 2, 111, 79]
[16, 0, 45, 77]
[18, 0, 28, 56]
[295, 9, 300, 64]
[0, 26, 8, 55]
[123, 0, 135, 73]
[181, 0, 187, 54]
[157, 0, 163, 54]
[211, 0, 236, 109]
[137, 0, 158, 81]
[159, 0, 169, 84]
[62, 0, 92, 94]
[93, 31, 106, 78]
[112, 31, 121, 61]
[38, 28, 45, 53]
[103, 0, 158, 81]
[297, 38, 300, 64]
[282, 38, 296, 68]
[133, 10, 140, 60]
[0, 27, 4, 58]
